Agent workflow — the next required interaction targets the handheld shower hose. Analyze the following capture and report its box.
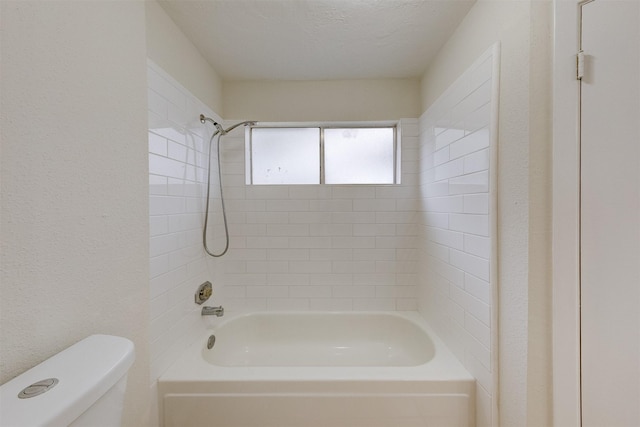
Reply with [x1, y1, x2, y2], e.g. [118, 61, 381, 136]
[200, 115, 256, 257]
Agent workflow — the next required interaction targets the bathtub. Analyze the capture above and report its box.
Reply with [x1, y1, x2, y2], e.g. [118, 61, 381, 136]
[159, 311, 475, 427]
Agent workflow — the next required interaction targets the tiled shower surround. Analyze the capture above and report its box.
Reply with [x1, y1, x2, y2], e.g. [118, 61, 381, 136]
[209, 123, 420, 312]
[147, 60, 214, 420]
[147, 56, 419, 375]
[418, 46, 497, 427]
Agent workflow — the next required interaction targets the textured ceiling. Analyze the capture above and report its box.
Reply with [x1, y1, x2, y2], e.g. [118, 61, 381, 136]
[158, 0, 475, 81]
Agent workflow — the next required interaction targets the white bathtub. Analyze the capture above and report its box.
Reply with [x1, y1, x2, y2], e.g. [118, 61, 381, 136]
[159, 311, 475, 427]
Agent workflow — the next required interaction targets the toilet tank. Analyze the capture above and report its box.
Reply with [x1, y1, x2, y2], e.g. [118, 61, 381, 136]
[0, 335, 135, 427]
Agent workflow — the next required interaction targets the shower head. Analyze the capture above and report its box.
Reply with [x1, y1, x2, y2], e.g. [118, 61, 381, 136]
[200, 114, 225, 134]
[200, 114, 257, 136]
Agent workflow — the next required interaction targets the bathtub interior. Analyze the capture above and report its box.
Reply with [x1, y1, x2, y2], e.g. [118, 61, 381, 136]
[159, 311, 476, 427]
[203, 312, 436, 367]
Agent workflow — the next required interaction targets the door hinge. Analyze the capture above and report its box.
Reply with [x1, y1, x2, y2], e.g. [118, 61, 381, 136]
[577, 50, 585, 80]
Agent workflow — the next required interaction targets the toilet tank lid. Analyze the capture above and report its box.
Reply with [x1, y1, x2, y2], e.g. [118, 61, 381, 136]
[0, 334, 135, 427]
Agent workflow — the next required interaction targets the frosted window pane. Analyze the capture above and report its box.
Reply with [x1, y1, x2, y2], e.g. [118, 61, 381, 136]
[324, 128, 395, 184]
[251, 128, 320, 184]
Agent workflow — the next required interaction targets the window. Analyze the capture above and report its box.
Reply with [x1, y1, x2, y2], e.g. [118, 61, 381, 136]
[247, 124, 398, 185]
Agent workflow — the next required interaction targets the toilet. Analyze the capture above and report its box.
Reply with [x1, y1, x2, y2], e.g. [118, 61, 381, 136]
[0, 334, 135, 427]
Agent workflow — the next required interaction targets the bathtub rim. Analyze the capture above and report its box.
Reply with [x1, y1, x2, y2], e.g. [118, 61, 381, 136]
[159, 311, 474, 383]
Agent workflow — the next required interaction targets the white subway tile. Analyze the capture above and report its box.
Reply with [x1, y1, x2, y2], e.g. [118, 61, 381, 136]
[435, 158, 464, 181]
[395, 198, 418, 211]
[309, 248, 353, 261]
[464, 273, 491, 304]
[149, 132, 168, 156]
[464, 103, 491, 134]
[448, 170, 489, 195]
[332, 285, 376, 298]
[309, 223, 353, 236]
[375, 236, 418, 249]
[267, 273, 310, 285]
[434, 146, 450, 166]
[245, 236, 288, 250]
[432, 258, 464, 287]
[266, 224, 309, 236]
[150, 215, 169, 237]
[353, 199, 396, 211]
[149, 174, 168, 196]
[353, 224, 395, 236]
[352, 248, 396, 261]
[227, 248, 267, 261]
[449, 213, 489, 237]
[309, 199, 353, 212]
[450, 249, 490, 281]
[150, 233, 180, 257]
[435, 127, 465, 150]
[353, 298, 396, 311]
[309, 298, 353, 311]
[396, 223, 419, 236]
[266, 199, 309, 212]
[464, 148, 490, 174]
[309, 273, 353, 286]
[224, 273, 267, 286]
[464, 234, 491, 259]
[450, 128, 490, 160]
[464, 312, 491, 349]
[150, 254, 170, 278]
[375, 211, 416, 224]
[290, 212, 331, 224]
[353, 273, 395, 285]
[332, 261, 376, 274]
[289, 285, 331, 298]
[396, 299, 418, 311]
[332, 236, 375, 249]
[425, 196, 464, 213]
[267, 249, 309, 261]
[375, 186, 414, 199]
[288, 236, 332, 248]
[450, 284, 491, 326]
[288, 261, 332, 274]
[149, 154, 187, 180]
[245, 186, 290, 199]
[463, 194, 489, 214]
[426, 227, 464, 250]
[246, 211, 289, 223]
[288, 185, 332, 199]
[267, 298, 310, 311]
[246, 285, 288, 298]
[331, 212, 375, 224]
[147, 68, 186, 109]
[331, 186, 375, 199]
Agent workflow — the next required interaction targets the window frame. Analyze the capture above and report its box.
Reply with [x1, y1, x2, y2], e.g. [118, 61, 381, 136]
[245, 121, 400, 185]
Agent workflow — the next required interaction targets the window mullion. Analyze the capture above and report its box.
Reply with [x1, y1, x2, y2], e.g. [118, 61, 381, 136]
[319, 127, 325, 184]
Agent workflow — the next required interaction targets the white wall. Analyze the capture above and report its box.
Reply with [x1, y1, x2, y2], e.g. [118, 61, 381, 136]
[0, 2, 150, 427]
[223, 79, 421, 122]
[419, 1, 553, 425]
[146, 0, 224, 116]
[418, 46, 498, 427]
[209, 120, 420, 313]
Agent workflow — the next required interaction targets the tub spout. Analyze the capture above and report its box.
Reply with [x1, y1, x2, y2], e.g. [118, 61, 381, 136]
[202, 306, 224, 317]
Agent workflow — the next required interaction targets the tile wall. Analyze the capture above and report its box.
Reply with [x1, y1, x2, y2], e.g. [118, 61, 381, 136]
[417, 46, 498, 427]
[147, 60, 216, 423]
[208, 120, 420, 313]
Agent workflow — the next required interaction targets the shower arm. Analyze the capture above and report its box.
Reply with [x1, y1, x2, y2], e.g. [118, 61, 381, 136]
[199, 114, 257, 136]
